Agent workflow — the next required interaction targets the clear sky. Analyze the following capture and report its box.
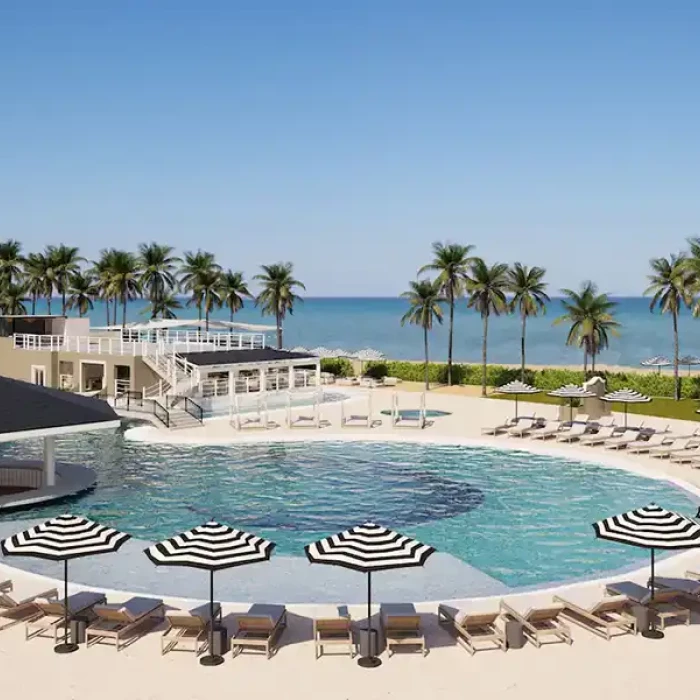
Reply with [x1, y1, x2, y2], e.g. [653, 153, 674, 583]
[1, 1, 699, 296]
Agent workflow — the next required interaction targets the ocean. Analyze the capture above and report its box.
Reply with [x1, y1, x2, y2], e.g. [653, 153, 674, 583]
[28, 297, 680, 368]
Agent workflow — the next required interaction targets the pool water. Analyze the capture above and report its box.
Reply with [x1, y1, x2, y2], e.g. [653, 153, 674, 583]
[0, 432, 697, 588]
[380, 409, 452, 419]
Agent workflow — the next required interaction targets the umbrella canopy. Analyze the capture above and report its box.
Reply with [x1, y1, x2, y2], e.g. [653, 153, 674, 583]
[547, 384, 596, 422]
[640, 356, 671, 374]
[1, 514, 130, 653]
[593, 503, 700, 639]
[495, 380, 541, 419]
[679, 355, 700, 375]
[309, 346, 335, 358]
[353, 348, 386, 362]
[289, 346, 309, 353]
[305, 523, 434, 668]
[145, 521, 275, 666]
[601, 388, 651, 428]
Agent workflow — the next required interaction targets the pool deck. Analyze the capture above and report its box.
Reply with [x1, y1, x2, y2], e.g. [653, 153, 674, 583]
[4, 388, 700, 699]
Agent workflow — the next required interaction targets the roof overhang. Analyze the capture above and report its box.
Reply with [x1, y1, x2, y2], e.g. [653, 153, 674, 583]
[92, 318, 276, 333]
[0, 419, 122, 444]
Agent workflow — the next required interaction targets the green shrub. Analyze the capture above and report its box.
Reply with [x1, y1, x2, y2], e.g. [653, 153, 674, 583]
[364, 361, 388, 379]
[320, 358, 354, 378]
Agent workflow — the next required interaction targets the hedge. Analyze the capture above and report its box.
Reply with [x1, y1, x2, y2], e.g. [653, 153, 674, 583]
[365, 361, 700, 399]
[320, 358, 355, 378]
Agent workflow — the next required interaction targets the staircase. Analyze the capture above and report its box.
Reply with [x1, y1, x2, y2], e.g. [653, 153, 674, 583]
[167, 406, 204, 430]
[141, 341, 201, 399]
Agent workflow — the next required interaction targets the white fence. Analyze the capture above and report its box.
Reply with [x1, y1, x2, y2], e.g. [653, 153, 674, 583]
[198, 370, 318, 398]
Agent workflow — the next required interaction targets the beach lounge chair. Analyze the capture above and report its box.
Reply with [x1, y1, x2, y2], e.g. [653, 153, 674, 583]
[605, 581, 688, 627]
[603, 429, 640, 450]
[507, 418, 542, 438]
[578, 426, 617, 446]
[481, 418, 517, 436]
[649, 438, 694, 459]
[670, 445, 700, 463]
[26, 591, 106, 642]
[437, 604, 506, 655]
[555, 423, 588, 442]
[655, 575, 700, 597]
[0, 580, 59, 632]
[380, 603, 427, 657]
[571, 414, 590, 425]
[499, 602, 572, 648]
[552, 595, 637, 640]
[231, 604, 287, 659]
[529, 420, 564, 440]
[86, 596, 164, 651]
[626, 433, 673, 454]
[605, 581, 654, 604]
[313, 606, 354, 659]
[161, 603, 221, 657]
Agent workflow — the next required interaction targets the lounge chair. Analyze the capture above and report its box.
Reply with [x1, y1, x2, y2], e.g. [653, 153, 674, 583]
[437, 604, 506, 655]
[86, 597, 164, 651]
[670, 445, 700, 463]
[604, 580, 687, 621]
[499, 602, 572, 648]
[380, 603, 427, 657]
[555, 423, 588, 442]
[655, 575, 700, 597]
[481, 418, 517, 436]
[0, 580, 59, 632]
[161, 603, 221, 657]
[571, 414, 590, 424]
[603, 429, 640, 450]
[26, 591, 106, 642]
[649, 438, 694, 459]
[508, 418, 542, 438]
[579, 426, 617, 446]
[313, 606, 354, 659]
[231, 604, 287, 659]
[626, 433, 673, 454]
[552, 595, 636, 640]
[605, 581, 654, 604]
[529, 421, 564, 440]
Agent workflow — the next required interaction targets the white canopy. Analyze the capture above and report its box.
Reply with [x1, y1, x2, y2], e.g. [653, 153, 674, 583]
[92, 318, 276, 333]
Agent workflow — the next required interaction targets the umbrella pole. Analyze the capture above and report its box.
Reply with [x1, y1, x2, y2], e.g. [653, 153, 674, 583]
[642, 548, 664, 639]
[358, 571, 381, 668]
[200, 570, 224, 666]
[569, 398, 573, 424]
[624, 404, 628, 429]
[54, 559, 78, 654]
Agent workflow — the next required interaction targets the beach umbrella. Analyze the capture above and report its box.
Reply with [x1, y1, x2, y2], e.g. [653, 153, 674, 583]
[309, 346, 335, 358]
[495, 380, 540, 419]
[679, 355, 700, 376]
[145, 521, 275, 667]
[547, 384, 596, 423]
[593, 503, 700, 639]
[601, 388, 651, 428]
[640, 356, 671, 375]
[305, 523, 434, 668]
[352, 348, 386, 375]
[289, 346, 309, 353]
[0, 514, 130, 654]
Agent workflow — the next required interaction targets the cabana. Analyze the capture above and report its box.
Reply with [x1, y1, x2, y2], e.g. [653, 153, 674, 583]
[391, 392, 427, 429]
[341, 392, 375, 428]
[230, 394, 276, 431]
[286, 390, 322, 428]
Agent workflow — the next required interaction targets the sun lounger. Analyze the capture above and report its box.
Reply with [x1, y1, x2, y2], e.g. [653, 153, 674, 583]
[650, 438, 694, 459]
[603, 429, 640, 450]
[0, 580, 59, 632]
[231, 604, 287, 659]
[161, 603, 221, 657]
[437, 604, 506, 654]
[579, 426, 617, 446]
[26, 591, 106, 642]
[500, 602, 572, 647]
[529, 421, 564, 440]
[86, 596, 164, 651]
[313, 606, 354, 659]
[605, 581, 653, 604]
[555, 423, 588, 442]
[670, 445, 700, 463]
[552, 595, 636, 640]
[654, 576, 700, 597]
[571, 414, 590, 424]
[481, 418, 517, 436]
[380, 603, 427, 657]
[508, 418, 542, 438]
[626, 434, 673, 454]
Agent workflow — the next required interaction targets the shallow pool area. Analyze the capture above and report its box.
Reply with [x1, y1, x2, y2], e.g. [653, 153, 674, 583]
[380, 409, 452, 419]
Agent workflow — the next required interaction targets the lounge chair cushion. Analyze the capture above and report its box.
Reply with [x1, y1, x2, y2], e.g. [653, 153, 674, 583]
[605, 581, 651, 604]
[38, 591, 105, 615]
[381, 603, 417, 624]
[654, 577, 700, 596]
[244, 603, 285, 627]
[96, 597, 163, 619]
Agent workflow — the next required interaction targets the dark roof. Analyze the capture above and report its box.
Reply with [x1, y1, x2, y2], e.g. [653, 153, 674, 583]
[0, 376, 119, 436]
[181, 348, 317, 367]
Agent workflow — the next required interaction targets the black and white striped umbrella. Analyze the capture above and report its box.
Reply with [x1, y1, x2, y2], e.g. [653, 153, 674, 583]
[305, 523, 435, 667]
[680, 355, 700, 375]
[593, 503, 700, 639]
[145, 522, 275, 666]
[495, 380, 540, 419]
[547, 384, 596, 422]
[602, 388, 651, 428]
[640, 356, 671, 374]
[1, 514, 130, 654]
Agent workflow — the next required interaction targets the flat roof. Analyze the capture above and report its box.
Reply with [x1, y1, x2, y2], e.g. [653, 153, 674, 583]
[181, 348, 318, 367]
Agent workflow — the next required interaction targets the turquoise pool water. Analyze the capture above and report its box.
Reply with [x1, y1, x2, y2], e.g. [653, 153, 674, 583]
[0, 431, 697, 588]
[380, 409, 452, 419]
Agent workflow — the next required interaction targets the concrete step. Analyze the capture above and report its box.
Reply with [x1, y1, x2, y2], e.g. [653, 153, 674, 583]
[167, 409, 203, 430]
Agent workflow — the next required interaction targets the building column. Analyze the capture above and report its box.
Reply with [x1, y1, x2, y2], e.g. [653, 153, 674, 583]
[288, 364, 295, 391]
[315, 360, 321, 388]
[228, 369, 235, 398]
[260, 366, 267, 394]
[44, 436, 56, 487]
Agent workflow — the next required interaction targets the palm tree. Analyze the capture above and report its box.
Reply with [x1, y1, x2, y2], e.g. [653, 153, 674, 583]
[400, 279, 446, 390]
[91, 249, 118, 325]
[507, 263, 550, 381]
[138, 243, 180, 318]
[254, 263, 306, 349]
[105, 250, 141, 327]
[66, 272, 97, 317]
[0, 240, 23, 292]
[220, 270, 251, 321]
[179, 251, 220, 321]
[645, 254, 694, 400]
[144, 291, 183, 320]
[418, 242, 475, 385]
[23, 252, 51, 314]
[554, 281, 620, 375]
[465, 259, 510, 396]
[47, 244, 83, 314]
[0, 283, 27, 315]
[192, 269, 222, 330]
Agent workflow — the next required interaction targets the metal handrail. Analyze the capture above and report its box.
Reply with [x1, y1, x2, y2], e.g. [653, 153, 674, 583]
[184, 397, 204, 423]
[114, 391, 171, 428]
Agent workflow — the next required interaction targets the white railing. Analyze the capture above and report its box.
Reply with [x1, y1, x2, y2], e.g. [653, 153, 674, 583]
[121, 329, 265, 350]
[114, 379, 132, 395]
[13, 333, 152, 356]
[197, 370, 318, 398]
[141, 340, 201, 398]
[59, 373, 75, 391]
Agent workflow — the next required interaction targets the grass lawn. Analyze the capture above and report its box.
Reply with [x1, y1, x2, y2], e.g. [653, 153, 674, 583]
[489, 393, 700, 421]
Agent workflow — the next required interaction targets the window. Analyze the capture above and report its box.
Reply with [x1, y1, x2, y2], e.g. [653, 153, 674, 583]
[31, 366, 46, 386]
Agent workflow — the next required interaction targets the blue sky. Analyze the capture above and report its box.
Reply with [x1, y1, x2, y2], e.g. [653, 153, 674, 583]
[1, 1, 699, 296]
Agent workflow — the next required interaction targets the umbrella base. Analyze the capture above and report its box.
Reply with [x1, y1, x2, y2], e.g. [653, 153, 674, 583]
[199, 654, 225, 666]
[642, 628, 664, 640]
[54, 642, 79, 654]
[358, 656, 382, 668]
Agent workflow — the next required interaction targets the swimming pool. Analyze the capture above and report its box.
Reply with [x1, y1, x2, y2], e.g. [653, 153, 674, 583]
[380, 409, 451, 419]
[0, 433, 697, 588]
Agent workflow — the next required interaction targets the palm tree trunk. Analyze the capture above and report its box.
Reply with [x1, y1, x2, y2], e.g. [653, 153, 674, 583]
[31, 293, 36, 315]
[47, 294, 52, 315]
[520, 313, 527, 382]
[197, 300, 202, 322]
[276, 311, 282, 349]
[113, 296, 118, 326]
[583, 344, 588, 376]
[673, 309, 680, 400]
[122, 293, 127, 328]
[230, 306, 234, 322]
[61, 284, 66, 315]
[424, 325, 430, 391]
[447, 287, 454, 386]
[205, 300, 210, 332]
[481, 313, 488, 397]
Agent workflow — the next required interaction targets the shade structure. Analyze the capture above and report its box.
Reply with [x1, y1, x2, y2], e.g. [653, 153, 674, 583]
[305, 523, 435, 668]
[309, 346, 335, 359]
[289, 346, 309, 353]
[352, 348, 386, 375]
[1, 514, 130, 653]
[592, 503, 700, 638]
[679, 354, 700, 375]
[640, 356, 671, 375]
[601, 388, 651, 428]
[495, 380, 540, 419]
[547, 384, 596, 423]
[145, 522, 275, 666]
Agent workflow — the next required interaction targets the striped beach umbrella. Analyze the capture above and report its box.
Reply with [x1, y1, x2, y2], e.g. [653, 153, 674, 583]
[1, 514, 130, 654]
[309, 346, 335, 358]
[601, 388, 651, 428]
[679, 355, 700, 375]
[640, 356, 671, 374]
[145, 521, 275, 666]
[547, 384, 596, 423]
[593, 503, 700, 638]
[495, 380, 540, 419]
[352, 348, 386, 375]
[305, 523, 435, 668]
